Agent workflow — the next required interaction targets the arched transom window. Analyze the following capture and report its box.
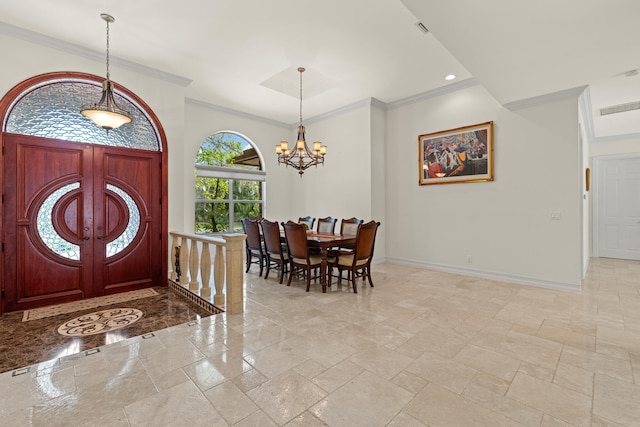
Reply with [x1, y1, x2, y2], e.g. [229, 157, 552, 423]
[195, 131, 265, 233]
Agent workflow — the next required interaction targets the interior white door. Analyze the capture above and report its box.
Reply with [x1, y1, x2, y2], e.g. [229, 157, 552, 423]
[597, 157, 640, 260]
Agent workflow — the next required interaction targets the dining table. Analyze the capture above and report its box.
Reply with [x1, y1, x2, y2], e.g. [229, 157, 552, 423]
[305, 232, 356, 293]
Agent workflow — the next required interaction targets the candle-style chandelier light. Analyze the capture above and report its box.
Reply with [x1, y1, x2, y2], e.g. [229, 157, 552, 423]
[276, 67, 327, 176]
[81, 13, 132, 131]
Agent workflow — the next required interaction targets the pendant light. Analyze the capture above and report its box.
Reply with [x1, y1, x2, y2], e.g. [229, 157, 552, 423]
[81, 13, 132, 131]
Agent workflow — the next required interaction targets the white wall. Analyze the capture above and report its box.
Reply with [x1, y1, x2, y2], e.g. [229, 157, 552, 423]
[289, 104, 375, 224]
[183, 100, 380, 229]
[385, 84, 583, 290]
[371, 102, 386, 259]
[1, 29, 587, 289]
[183, 100, 294, 228]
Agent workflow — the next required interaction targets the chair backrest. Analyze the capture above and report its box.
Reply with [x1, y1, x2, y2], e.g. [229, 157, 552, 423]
[340, 217, 363, 235]
[261, 219, 284, 255]
[298, 216, 315, 231]
[354, 220, 380, 262]
[242, 218, 262, 251]
[283, 221, 309, 260]
[316, 216, 336, 234]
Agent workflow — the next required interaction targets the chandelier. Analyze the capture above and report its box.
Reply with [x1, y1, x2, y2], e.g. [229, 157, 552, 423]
[276, 67, 327, 176]
[81, 13, 132, 131]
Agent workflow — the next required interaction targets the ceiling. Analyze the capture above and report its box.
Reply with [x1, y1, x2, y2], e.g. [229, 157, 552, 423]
[0, 0, 638, 140]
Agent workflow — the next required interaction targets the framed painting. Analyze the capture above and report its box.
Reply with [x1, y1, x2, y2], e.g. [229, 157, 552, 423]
[418, 121, 494, 185]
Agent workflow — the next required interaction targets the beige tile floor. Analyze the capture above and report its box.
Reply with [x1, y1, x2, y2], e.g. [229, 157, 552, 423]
[1, 257, 639, 426]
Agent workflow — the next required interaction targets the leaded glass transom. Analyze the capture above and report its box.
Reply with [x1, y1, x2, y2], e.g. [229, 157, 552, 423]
[37, 183, 81, 260]
[106, 184, 140, 257]
[6, 79, 161, 151]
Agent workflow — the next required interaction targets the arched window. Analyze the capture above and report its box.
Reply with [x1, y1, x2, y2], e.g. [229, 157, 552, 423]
[195, 131, 265, 233]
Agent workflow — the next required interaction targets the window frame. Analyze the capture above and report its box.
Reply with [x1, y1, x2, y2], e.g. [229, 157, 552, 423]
[194, 133, 265, 235]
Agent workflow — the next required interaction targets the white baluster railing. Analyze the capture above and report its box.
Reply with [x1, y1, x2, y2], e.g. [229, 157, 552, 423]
[168, 231, 246, 314]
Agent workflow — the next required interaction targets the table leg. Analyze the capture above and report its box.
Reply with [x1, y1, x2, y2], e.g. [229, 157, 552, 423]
[320, 247, 328, 293]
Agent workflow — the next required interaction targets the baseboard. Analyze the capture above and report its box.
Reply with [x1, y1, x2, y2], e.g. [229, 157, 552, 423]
[380, 257, 581, 293]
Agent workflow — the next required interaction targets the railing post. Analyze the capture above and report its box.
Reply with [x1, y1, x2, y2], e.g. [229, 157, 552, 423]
[178, 237, 189, 286]
[213, 243, 225, 307]
[169, 234, 179, 281]
[222, 234, 246, 315]
[189, 239, 200, 291]
[200, 242, 212, 298]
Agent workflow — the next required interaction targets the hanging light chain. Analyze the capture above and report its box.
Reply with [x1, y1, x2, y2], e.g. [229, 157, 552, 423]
[298, 67, 304, 126]
[104, 14, 112, 81]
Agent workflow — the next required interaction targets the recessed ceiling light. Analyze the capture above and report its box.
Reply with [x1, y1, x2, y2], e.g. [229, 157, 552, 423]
[445, 74, 456, 81]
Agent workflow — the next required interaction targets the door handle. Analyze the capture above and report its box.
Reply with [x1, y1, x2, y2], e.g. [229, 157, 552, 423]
[83, 236, 90, 240]
[97, 236, 103, 240]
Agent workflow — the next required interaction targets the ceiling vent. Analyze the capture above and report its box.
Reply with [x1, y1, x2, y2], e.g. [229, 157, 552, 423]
[415, 22, 429, 34]
[600, 101, 640, 116]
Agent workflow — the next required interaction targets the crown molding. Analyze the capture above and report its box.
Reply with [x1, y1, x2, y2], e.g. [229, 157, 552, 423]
[0, 20, 192, 87]
[386, 77, 479, 110]
[185, 97, 290, 128]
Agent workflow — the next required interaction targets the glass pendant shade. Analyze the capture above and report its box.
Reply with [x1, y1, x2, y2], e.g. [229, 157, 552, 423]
[81, 79, 131, 130]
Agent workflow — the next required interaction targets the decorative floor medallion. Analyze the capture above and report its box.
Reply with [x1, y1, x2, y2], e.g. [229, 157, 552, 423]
[57, 308, 144, 336]
[23, 288, 158, 322]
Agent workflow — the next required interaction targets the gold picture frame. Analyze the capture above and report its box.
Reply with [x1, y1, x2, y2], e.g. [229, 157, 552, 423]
[418, 121, 494, 185]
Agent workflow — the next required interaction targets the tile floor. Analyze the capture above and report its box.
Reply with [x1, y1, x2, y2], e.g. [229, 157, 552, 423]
[1, 258, 639, 426]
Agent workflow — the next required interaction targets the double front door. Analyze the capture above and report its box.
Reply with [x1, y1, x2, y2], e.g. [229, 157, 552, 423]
[3, 134, 162, 312]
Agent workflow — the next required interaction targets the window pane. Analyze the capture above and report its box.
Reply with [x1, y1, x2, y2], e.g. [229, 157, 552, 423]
[233, 203, 262, 231]
[106, 184, 141, 257]
[195, 202, 229, 233]
[37, 183, 80, 260]
[196, 132, 260, 170]
[7, 80, 161, 151]
[232, 179, 261, 201]
[195, 177, 229, 200]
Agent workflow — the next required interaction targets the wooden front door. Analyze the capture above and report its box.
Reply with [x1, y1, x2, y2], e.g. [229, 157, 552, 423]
[3, 133, 162, 312]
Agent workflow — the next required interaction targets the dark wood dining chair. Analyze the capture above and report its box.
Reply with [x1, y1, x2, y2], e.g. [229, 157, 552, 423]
[261, 219, 289, 284]
[340, 217, 363, 235]
[282, 221, 322, 291]
[316, 216, 337, 234]
[338, 217, 363, 252]
[241, 218, 265, 276]
[298, 216, 315, 231]
[329, 220, 380, 293]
